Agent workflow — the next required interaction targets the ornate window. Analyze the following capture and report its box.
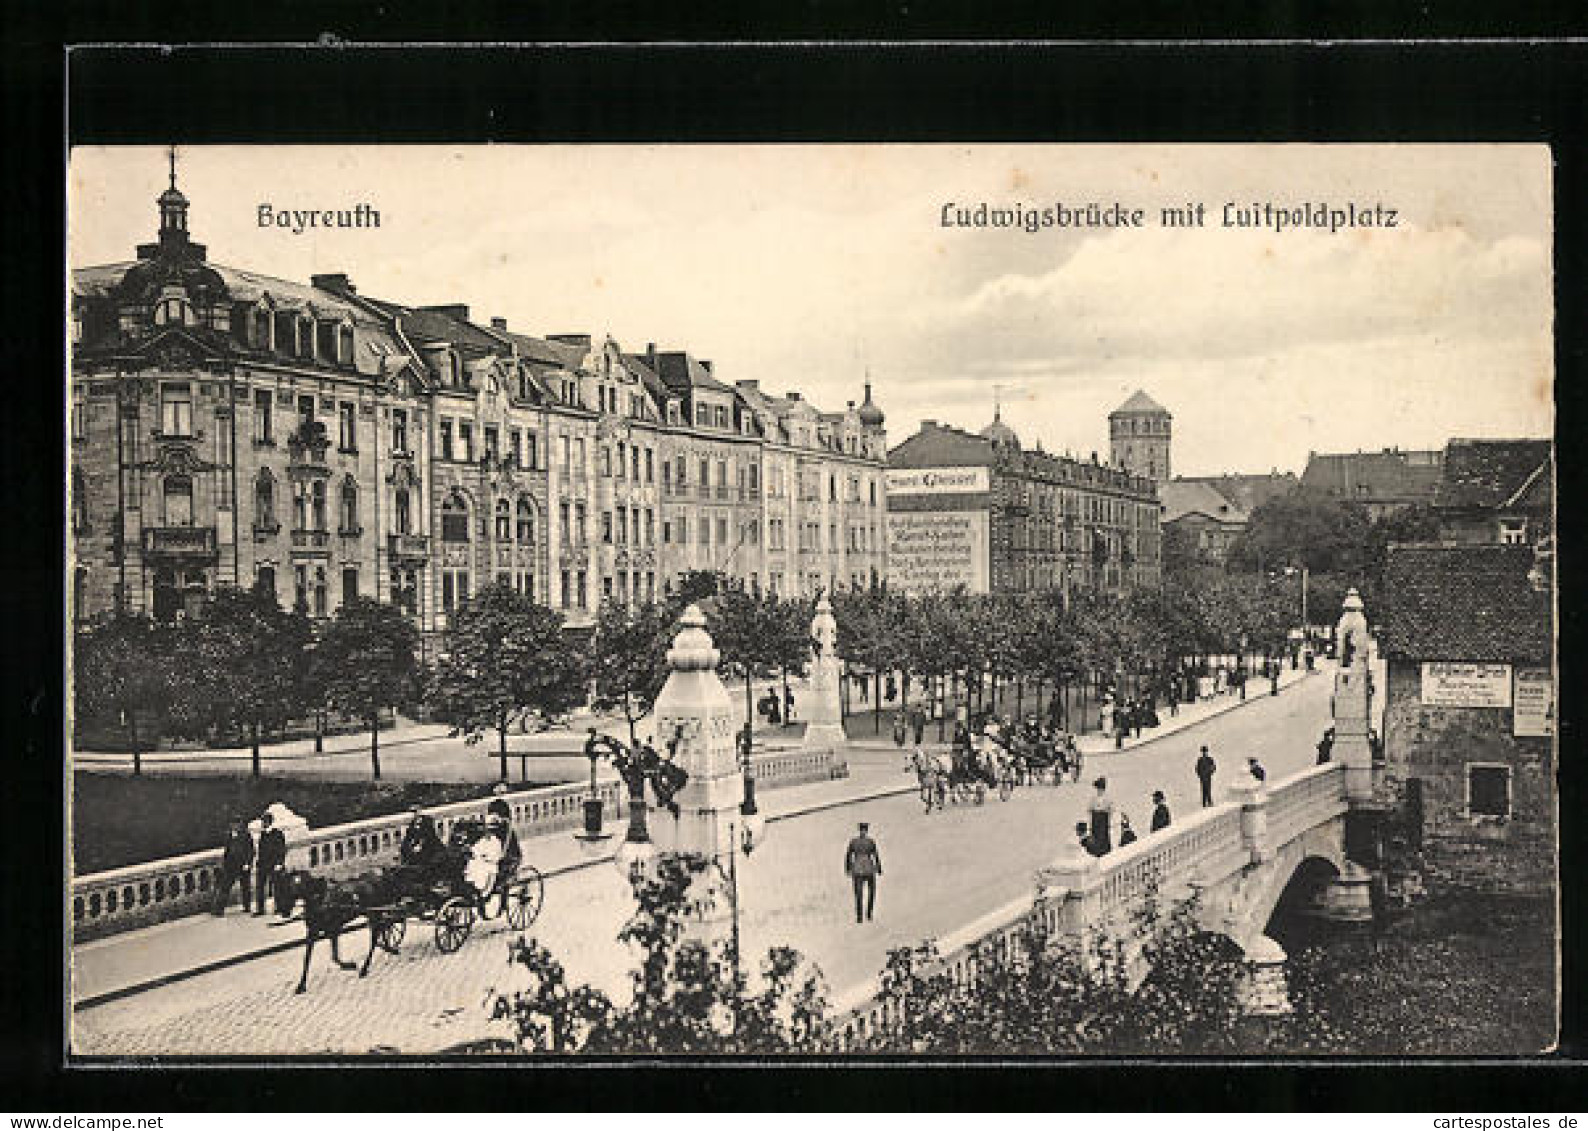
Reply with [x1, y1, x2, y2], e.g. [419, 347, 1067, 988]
[254, 470, 276, 530]
[153, 295, 193, 327]
[340, 478, 359, 533]
[310, 480, 328, 531]
[441, 492, 470, 543]
[394, 487, 412, 535]
[163, 475, 193, 526]
[495, 498, 512, 542]
[338, 324, 355, 365]
[160, 383, 193, 437]
[516, 498, 535, 544]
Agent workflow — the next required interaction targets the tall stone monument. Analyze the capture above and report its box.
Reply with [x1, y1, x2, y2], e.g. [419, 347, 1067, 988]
[802, 594, 848, 774]
[649, 604, 743, 935]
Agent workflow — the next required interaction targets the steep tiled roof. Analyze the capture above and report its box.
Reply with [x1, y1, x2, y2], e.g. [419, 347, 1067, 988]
[888, 422, 995, 469]
[1111, 389, 1169, 416]
[1161, 480, 1248, 525]
[1379, 543, 1552, 662]
[1434, 439, 1553, 510]
[1301, 450, 1444, 506]
[654, 352, 731, 394]
[1176, 473, 1297, 515]
[364, 300, 504, 355]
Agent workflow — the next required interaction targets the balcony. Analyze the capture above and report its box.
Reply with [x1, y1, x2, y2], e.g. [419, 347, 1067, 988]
[142, 526, 217, 563]
[291, 529, 331, 554]
[388, 533, 430, 561]
[287, 422, 331, 475]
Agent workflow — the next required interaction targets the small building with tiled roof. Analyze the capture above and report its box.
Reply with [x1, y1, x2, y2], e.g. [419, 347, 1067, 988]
[1432, 438, 1554, 547]
[1159, 479, 1250, 565]
[1376, 542, 1555, 892]
[1300, 447, 1443, 520]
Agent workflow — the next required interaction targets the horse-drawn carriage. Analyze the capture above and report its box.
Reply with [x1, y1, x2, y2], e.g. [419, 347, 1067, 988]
[282, 812, 545, 993]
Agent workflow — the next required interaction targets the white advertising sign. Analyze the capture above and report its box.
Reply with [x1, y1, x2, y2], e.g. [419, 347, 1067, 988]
[884, 466, 991, 496]
[1420, 662, 1512, 708]
[885, 511, 990, 594]
[1513, 667, 1555, 737]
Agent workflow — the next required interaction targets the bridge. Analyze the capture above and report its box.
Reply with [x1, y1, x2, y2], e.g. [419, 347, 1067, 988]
[71, 594, 1382, 1054]
[832, 589, 1383, 1042]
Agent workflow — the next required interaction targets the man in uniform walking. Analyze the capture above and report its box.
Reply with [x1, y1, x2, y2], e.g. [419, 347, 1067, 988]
[1195, 746, 1217, 808]
[844, 821, 883, 923]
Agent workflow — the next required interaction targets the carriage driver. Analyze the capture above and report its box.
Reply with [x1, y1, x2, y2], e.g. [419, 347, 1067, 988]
[486, 799, 523, 916]
[399, 807, 445, 871]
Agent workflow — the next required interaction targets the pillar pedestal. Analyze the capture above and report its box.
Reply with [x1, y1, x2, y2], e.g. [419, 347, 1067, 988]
[1315, 860, 1375, 924]
[802, 595, 848, 775]
[1239, 935, 1293, 1017]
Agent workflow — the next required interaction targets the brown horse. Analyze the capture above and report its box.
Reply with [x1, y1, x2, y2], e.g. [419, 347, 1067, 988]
[277, 870, 405, 994]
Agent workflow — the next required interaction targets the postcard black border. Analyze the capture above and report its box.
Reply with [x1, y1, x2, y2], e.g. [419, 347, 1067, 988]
[4, 34, 1584, 1111]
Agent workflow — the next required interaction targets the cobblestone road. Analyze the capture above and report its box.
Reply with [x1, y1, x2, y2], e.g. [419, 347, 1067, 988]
[73, 671, 1330, 1056]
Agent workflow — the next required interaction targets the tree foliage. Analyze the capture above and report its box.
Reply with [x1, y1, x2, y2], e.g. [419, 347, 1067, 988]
[73, 611, 174, 774]
[588, 599, 678, 748]
[426, 581, 584, 780]
[315, 597, 420, 780]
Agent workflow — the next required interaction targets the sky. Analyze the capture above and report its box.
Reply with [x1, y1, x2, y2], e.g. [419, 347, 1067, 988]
[68, 144, 1554, 477]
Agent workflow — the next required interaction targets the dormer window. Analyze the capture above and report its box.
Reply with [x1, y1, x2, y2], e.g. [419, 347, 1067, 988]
[153, 295, 194, 327]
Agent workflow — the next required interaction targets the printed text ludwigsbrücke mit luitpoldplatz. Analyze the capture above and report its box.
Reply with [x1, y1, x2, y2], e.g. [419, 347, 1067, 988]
[940, 200, 1400, 233]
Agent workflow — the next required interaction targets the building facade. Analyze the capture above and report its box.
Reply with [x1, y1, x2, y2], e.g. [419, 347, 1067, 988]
[70, 172, 886, 640]
[1300, 447, 1444, 519]
[885, 410, 1161, 598]
[1431, 438, 1553, 547]
[1377, 543, 1555, 893]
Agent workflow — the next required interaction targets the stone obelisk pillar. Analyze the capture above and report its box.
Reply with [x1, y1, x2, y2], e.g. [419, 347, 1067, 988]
[1332, 588, 1376, 804]
[802, 594, 849, 777]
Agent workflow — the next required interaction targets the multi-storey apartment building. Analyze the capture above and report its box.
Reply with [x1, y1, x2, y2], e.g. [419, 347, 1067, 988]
[70, 173, 886, 638]
[885, 407, 1161, 598]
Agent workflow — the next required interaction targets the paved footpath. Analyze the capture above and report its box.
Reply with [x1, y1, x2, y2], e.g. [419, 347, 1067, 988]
[72, 667, 1329, 1055]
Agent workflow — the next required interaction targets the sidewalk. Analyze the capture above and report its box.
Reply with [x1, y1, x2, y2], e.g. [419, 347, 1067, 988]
[1075, 661, 1319, 757]
[71, 743, 917, 1010]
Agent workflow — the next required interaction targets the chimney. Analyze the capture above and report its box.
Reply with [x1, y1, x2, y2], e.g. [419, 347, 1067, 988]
[787, 392, 801, 402]
[491, 317, 508, 331]
[646, 343, 657, 361]
[921, 419, 937, 431]
[420, 303, 470, 321]
[700, 360, 714, 375]
[548, 333, 592, 348]
[311, 272, 354, 295]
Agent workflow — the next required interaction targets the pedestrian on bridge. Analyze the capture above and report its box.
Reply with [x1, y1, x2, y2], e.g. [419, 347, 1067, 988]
[212, 818, 254, 917]
[1088, 777, 1114, 855]
[1195, 746, 1217, 807]
[844, 822, 883, 924]
[254, 811, 287, 917]
[1150, 790, 1172, 832]
[1076, 822, 1103, 858]
[1248, 757, 1267, 785]
[1119, 815, 1138, 848]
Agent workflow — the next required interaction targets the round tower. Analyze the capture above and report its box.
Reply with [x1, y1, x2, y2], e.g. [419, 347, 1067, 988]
[1108, 389, 1172, 483]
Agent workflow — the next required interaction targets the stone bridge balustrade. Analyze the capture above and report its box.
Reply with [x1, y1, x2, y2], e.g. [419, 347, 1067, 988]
[832, 761, 1354, 1047]
[70, 743, 845, 942]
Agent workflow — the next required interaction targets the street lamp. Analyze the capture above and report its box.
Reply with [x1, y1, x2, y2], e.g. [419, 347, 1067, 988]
[572, 726, 691, 884]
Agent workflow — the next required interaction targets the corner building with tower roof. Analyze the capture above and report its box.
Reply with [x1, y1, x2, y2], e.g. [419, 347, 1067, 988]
[69, 162, 888, 652]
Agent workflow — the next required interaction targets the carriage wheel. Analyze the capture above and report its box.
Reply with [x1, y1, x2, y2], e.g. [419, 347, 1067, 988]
[435, 898, 474, 953]
[504, 866, 545, 930]
[375, 914, 406, 954]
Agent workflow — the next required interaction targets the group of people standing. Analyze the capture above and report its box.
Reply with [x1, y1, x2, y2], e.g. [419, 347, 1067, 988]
[1075, 778, 1172, 858]
[213, 810, 287, 918]
[756, 686, 797, 726]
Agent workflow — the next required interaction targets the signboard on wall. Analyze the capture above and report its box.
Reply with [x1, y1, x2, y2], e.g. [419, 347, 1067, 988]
[885, 466, 991, 496]
[1513, 667, 1555, 737]
[885, 511, 990, 594]
[1420, 662, 1513, 708]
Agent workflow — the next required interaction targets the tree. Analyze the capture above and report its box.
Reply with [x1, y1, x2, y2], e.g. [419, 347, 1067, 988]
[588, 599, 676, 749]
[706, 586, 793, 727]
[427, 581, 585, 782]
[73, 612, 172, 775]
[315, 597, 420, 780]
[176, 585, 312, 778]
[1228, 488, 1371, 576]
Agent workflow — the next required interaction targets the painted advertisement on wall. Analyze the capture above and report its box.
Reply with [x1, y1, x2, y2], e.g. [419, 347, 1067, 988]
[1513, 667, 1555, 737]
[1420, 662, 1513, 708]
[885, 510, 990, 594]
